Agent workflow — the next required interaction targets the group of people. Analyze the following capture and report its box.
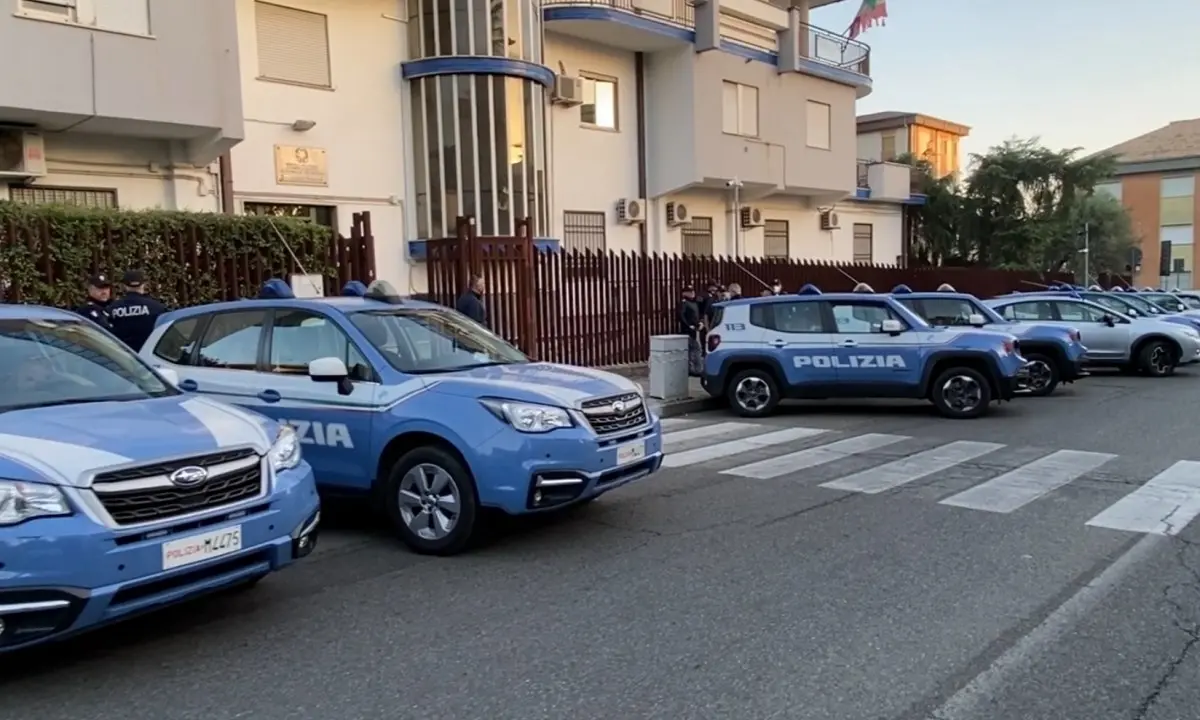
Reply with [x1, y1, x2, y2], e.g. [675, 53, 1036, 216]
[677, 278, 786, 374]
[74, 270, 168, 350]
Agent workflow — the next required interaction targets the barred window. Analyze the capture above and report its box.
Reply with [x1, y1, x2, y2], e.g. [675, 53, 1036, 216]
[562, 210, 606, 254]
[764, 219, 789, 258]
[9, 185, 116, 209]
[852, 223, 873, 263]
[681, 216, 714, 257]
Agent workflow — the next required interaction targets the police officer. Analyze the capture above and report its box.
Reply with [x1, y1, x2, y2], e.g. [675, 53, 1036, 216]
[109, 270, 167, 350]
[74, 273, 113, 330]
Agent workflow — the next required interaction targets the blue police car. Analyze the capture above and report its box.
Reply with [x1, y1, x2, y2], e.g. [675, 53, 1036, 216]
[887, 284, 1087, 396]
[701, 284, 1028, 419]
[0, 304, 319, 652]
[139, 280, 664, 556]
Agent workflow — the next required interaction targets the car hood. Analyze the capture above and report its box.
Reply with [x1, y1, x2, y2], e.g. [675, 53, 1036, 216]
[0, 395, 275, 488]
[428, 362, 641, 406]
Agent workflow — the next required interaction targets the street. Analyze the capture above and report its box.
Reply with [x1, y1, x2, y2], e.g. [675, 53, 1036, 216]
[4, 370, 1200, 720]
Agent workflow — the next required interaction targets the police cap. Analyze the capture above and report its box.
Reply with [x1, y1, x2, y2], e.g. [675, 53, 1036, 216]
[88, 273, 111, 288]
[122, 270, 145, 286]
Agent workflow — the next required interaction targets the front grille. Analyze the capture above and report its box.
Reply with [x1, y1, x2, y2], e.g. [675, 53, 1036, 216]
[92, 449, 264, 526]
[580, 392, 649, 435]
[93, 448, 256, 484]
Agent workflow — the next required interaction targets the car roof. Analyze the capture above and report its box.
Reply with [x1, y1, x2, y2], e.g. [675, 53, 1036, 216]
[0, 304, 82, 321]
[889, 291, 978, 301]
[722, 292, 903, 307]
[159, 295, 445, 323]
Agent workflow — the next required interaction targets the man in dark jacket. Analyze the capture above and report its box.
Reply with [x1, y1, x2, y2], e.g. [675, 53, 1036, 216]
[74, 273, 113, 330]
[455, 274, 487, 325]
[108, 270, 167, 350]
[677, 285, 703, 376]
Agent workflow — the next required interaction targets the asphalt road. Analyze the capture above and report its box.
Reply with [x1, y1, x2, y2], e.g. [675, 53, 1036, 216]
[5, 369, 1200, 720]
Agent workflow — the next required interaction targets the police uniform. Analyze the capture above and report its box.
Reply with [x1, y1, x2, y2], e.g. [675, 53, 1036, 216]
[109, 270, 167, 350]
[74, 273, 113, 330]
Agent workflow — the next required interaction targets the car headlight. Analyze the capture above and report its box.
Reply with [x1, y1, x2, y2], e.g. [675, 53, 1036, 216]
[0, 480, 71, 526]
[481, 399, 573, 433]
[270, 426, 302, 471]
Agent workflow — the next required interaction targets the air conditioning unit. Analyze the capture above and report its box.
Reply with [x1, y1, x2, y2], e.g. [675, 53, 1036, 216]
[0, 131, 46, 179]
[740, 206, 764, 228]
[551, 75, 583, 106]
[666, 201, 690, 227]
[617, 198, 645, 224]
[820, 209, 840, 230]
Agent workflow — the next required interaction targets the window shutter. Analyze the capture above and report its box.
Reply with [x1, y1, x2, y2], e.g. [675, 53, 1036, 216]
[255, 2, 331, 87]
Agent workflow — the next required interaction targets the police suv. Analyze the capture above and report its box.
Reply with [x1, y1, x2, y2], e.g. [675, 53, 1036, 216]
[888, 284, 1087, 396]
[0, 304, 319, 652]
[701, 284, 1028, 419]
[139, 280, 663, 556]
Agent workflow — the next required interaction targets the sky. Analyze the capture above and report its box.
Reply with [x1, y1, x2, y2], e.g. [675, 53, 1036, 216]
[817, 0, 1200, 161]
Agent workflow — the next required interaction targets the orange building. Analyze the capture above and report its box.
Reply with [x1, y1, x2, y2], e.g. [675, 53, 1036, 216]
[1095, 119, 1200, 289]
[855, 111, 971, 179]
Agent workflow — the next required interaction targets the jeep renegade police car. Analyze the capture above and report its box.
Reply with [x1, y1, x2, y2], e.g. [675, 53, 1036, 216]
[139, 280, 663, 556]
[702, 284, 1028, 419]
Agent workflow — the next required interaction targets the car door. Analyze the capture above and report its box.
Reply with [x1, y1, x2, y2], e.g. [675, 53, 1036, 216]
[755, 300, 838, 390]
[162, 309, 272, 407]
[1051, 300, 1130, 360]
[257, 308, 381, 490]
[827, 299, 921, 395]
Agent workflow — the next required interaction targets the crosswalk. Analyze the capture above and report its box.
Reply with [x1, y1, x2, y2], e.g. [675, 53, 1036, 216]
[656, 418, 1200, 537]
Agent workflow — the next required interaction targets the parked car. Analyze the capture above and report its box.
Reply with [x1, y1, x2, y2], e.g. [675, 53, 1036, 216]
[0, 305, 319, 653]
[139, 280, 664, 556]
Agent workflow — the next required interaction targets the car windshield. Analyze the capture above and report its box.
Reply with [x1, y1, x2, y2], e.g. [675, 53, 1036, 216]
[1088, 294, 1138, 315]
[1118, 294, 1165, 314]
[1141, 293, 1185, 312]
[0, 317, 176, 413]
[350, 308, 528, 374]
[1179, 295, 1200, 310]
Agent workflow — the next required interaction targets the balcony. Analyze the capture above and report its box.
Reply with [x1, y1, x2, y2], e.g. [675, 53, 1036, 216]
[855, 160, 924, 203]
[542, 0, 697, 51]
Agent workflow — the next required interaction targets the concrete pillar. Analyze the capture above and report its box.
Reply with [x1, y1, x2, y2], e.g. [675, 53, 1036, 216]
[692, 0, 719, 53]
[648, 335, 689, 400]
[794, 0, 810, 59]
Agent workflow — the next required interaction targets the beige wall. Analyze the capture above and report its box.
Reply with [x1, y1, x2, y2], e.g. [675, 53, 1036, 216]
[909, 125, 961, 178]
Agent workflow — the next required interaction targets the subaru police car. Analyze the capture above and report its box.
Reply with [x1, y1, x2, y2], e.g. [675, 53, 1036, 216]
[701, 284, 1028, 419]
[887, 284, 1087, 396]
[138, 280, 663, 556]
[0, 305, 318, 653]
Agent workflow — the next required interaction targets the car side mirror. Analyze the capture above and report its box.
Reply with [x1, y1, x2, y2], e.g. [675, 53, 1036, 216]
[967, 313, 986, 327]
[156, 367, 180, 387]
[309, 357, 353, 395]
[1101, 315, 1115, 327]
[880, 319, 904, 335]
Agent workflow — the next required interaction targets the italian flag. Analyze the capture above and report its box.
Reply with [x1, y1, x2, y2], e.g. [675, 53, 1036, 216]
[848, 0, 888, 39]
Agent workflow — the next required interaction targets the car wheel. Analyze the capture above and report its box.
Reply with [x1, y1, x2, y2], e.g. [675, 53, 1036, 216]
[727, 368, 780, 417]
[930, 367, 992, 419]
[382, 445, 480, 556]
[1023, 353, 1059, 397]
[1138, 340, 1177, 377]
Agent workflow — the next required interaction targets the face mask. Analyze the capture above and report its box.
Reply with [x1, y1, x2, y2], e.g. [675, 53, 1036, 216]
[772, 285, 781, 293]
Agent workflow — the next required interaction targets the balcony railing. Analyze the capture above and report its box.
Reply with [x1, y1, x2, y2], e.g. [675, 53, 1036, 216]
[542, 0, 694, 27]
[803, 22, 869, 75]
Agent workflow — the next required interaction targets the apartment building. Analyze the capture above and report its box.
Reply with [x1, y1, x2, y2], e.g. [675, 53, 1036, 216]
[0, 0, 915, 289]
[1095, 118, 1200, 290]
[856, 111, 970, 179]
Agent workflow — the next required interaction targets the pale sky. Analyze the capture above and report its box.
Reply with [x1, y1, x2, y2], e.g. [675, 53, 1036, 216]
[817, 0, 1200, 160]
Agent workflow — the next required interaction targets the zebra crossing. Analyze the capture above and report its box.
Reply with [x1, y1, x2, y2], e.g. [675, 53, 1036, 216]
[656, 417, 1200, 537]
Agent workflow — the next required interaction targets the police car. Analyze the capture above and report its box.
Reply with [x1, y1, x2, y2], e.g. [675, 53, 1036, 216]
[0, 304, 319, 653]
[702, 284, 1028, 419]
[887, 284, 1088, 396]
[139, 280, 664, 556]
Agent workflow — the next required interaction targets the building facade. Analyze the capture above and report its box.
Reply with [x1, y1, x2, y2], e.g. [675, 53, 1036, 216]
[856, 111, 970, 179]
[0, 0, 918, 290]
[1095, 118, 1200, 290]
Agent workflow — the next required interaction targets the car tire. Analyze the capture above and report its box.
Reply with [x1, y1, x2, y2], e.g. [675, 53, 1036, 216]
[930, 367, 993, 419]
[1022, 353, 1059, 397]
[382, 445, 480, 556]
[727, 368, 781, 417]
[1137, 340, 1177, 377]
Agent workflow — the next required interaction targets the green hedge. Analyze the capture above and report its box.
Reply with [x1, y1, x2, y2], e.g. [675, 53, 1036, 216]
[0, 201, 335, 308]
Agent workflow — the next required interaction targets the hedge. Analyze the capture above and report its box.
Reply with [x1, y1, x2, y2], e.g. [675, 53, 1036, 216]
[0, 201, 337, 308]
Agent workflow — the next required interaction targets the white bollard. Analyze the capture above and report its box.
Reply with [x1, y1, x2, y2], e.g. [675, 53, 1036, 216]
[648, 334, 690, 400]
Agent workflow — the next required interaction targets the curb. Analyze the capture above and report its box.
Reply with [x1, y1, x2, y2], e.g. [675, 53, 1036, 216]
[652, 396, 722, 418]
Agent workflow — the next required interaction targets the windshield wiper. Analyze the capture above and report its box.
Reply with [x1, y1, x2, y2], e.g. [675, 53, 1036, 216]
[410, 361, 518, 375]
[0, 395, 141, 414]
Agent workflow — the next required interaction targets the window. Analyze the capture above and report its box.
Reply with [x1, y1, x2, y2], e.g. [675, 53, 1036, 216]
[349, 309, 527, 374]
[916, 298, 981, 327]
[152, 317, 202, 364]
[195, 311, 268, 370]
[255, 1, 332, 88]
[580, 76, 617, 130]
[18, 0, 150, 35]
[267, 309, 372, 380]
[9, 185, 116, 209]
[748, 301, 824, 333]
[244, 202, 336, 227]
[1053, 301, 1107, 323]
[722, 82, 759, 137]
[1095, 181, 1122, 203]
[1000, 301, 1054, 321]
[681, 216, 714, 256]
[852, 223, 873, 263]
[806, 101, 831, 150]
[1161, 176, 1195, 198]
[562, 210, 606, 254]
[764, 219, 789, 259]
[881, 133, 896, 161]
[830, 302, 901, 333]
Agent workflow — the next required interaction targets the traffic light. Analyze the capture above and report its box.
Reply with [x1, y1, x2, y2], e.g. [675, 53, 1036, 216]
[1126, 247, 1143, 273]
[1159, 241, 1172, 277]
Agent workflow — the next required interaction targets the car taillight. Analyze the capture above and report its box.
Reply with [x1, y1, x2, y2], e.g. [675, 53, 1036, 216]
[707, 334, 721, 352]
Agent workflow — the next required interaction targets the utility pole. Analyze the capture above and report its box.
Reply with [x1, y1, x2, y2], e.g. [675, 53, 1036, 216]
[1083, 222, 1090, 285]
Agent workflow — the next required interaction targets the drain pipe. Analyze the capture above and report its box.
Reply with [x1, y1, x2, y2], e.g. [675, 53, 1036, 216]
[635, 51, 648, 254]
[218, 152, 235, 214]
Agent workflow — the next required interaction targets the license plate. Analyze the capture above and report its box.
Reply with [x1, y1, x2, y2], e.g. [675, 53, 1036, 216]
[616, 441, 646, 467]
[162, 525, 243, 570]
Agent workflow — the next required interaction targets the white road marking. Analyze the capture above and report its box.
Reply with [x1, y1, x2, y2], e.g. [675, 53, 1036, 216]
[1086, 460, 1200, 535]
[659, 418, 698, 431]
[821, 440, 1005, 494]
[721, 433, 909, 480]
[663, 422, 764, 447]
[661, 428, 828, 468]
[939, 449, 1117, 514]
